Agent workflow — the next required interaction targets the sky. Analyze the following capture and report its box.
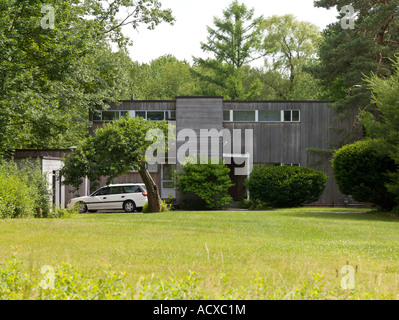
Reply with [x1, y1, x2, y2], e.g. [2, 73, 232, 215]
[123, 0, 340, 67]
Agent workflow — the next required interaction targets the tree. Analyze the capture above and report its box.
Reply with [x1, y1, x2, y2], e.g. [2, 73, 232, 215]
[311, 0, 399, 148]
[176, 157, 234, 210]
[127, 55, 198, 100]
[192, 0, 265, 100]
[60, 116, 170, 213]
[262, 14, 321, 91]
[0, 0, 174, 155]
[360, 57, 399, 207]
[332, 140, 397, 210]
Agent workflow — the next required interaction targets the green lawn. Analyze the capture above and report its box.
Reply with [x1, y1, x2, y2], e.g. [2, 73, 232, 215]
[1, 207, 399, 299]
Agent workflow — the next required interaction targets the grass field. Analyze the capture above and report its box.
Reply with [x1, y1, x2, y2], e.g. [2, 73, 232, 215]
[1, 207, 399, 299]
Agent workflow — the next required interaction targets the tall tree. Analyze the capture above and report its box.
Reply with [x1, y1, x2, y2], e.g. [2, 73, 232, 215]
[311, 0, 399, 148]
[128, 55, 198, 100]
[262, 14, 321, 91]
[0, 0, 174, 155]
[192, 0, 265, 100]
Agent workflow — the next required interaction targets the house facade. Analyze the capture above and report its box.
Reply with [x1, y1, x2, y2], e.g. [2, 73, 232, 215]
[90, 96, 360, 206]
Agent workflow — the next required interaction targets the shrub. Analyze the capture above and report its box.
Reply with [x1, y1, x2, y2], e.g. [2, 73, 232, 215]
[0, 161, 38, 218]
[17, 159, 51, 217]
[143, 199, 171, 213]
[245, 166, 327, 208]
[176, 157, 234, 210]
[332, 140, 397, 210]
[0, 160, 51, 219]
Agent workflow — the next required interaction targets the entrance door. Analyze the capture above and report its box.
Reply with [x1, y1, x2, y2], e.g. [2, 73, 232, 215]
[161, 164, 176, 199]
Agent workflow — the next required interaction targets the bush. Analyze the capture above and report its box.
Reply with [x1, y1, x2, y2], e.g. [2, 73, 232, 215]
[176, 157, 234, 210]
[0, 160, 51, 219]
[143, 199, 171, 213]
[332, 140, 397, 210]
[0, 161, 38, 218]
[245, 166, 327, 208]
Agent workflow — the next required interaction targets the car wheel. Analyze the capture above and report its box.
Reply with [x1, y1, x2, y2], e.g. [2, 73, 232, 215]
[123, 200, 136, 213]
[77, 202, 88, 214]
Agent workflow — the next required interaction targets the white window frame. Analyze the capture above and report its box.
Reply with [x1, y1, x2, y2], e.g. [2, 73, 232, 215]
[93, 110, 130, 122]
[136, 110, 175, 122]
[282, 110, 301, 122]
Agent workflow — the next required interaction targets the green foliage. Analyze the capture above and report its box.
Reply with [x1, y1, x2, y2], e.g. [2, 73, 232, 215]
[61, 116, 168, 190]
[0, 255, 386, 300]
[142, 199, 171, 213]
[0, 160, 51, 219]
[127, 55, 199, 100]
[332, 140, 397, 210]
[176, 157, 234, 210]
[60, 116, 170, 213]
[0, 0, 174, 153]
[262, 14, 321, 91]
[311, 0, 399, 147]
[360, 57, 399, 208]
[239, 198, 272, 210]
[245, 166, 327, 208]
[192, 0, 265, 100]
[16, 160, 51, 218]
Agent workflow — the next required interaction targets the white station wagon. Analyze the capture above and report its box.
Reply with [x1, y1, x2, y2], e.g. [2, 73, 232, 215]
[67, 183, 148, 213]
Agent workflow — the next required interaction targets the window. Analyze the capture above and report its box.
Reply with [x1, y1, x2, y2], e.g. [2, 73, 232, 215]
[93, 112, 102, 121]
[258, 110, 281, 122]
[136, 111, 146, 119]
[109, 186, 124, 195]
[166, 111, 176, 121]
[233, 111, 255, 122]
[147, 163, 158, 173]
[131, 163, 158, 173]
[92, 187, 110, 196]
[124, 185, 143, 193]
[162, 164, 176, 189]
[147, 111, 165, 121]
[135, 111, 174, 122]
[102, 111, 120, 121]
[283, 110, 300, 122]
[93, 111, 130, 122]
[223, 111, 231, 121]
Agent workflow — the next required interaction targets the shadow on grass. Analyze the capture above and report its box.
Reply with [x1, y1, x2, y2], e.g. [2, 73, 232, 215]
[277, 209, 399, 223]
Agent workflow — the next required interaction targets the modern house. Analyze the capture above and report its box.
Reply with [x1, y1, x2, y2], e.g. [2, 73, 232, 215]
[89, 96, 360, 206]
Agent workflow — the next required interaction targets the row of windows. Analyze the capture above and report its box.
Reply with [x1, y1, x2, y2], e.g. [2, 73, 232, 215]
[93, 110, 300, 123]
[93, 110, 176, 122]
[131, 163, 300, 174]
[223, 110, 300, 122]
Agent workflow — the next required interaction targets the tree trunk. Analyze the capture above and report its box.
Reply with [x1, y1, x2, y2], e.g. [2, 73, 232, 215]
[138, 161, 162, 213]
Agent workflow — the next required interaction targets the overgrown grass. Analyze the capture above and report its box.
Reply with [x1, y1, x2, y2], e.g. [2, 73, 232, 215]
[1, 207, 399, 299]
